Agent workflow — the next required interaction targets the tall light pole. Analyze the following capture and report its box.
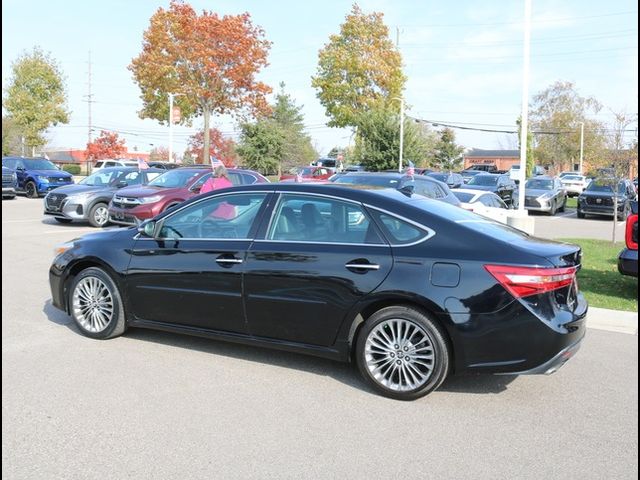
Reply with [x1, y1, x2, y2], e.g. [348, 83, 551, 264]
[517, 0, 532, 212]
[579, 121, 585, 173]
[392, 97, 405, 172]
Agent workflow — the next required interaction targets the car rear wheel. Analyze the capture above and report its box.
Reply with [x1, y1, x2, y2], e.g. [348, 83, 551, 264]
[89, 202, 110, 228]
[69, 267, 126, 339]
[25, 181, 38, 198]
[356, 306, 450, 401]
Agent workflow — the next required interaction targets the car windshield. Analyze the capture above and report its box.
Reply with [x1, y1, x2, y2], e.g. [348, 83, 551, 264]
[299, 167, 314, 176]
[23, 159, 58, 170]
[525, 179, 553, 190]
[148, 169, 201, 188]
[586, 180, 625, 194]
[452, 191, 476, 203]
[428, 173, 448, 182]
[331, 175, 400, 188]
[467, 175, 498, 186]
[80, 169, 128, 186]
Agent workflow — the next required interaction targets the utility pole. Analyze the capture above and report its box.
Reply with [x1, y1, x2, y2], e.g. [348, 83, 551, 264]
[579, 122, 584, 173]
[85, 51, 94, 174]
[168, 93, 174, 164]
[517, 0, 531, 213]
[399, 98, 404, 172]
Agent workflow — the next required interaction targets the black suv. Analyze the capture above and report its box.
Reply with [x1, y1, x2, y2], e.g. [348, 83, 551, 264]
[577, 178, 637, 220]
[464, 173, 517, 206]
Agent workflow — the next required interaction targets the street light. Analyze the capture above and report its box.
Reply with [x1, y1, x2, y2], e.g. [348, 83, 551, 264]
[578, 121, 585, 173]
[517, 0, 532, 213]
[392, 97, 405, 172]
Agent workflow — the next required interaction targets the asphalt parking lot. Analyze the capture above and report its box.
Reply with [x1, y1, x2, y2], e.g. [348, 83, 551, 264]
[2, 196, 638, 479]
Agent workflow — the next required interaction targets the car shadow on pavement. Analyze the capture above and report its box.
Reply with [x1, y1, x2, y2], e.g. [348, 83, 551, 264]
[43, 300, 520, 397]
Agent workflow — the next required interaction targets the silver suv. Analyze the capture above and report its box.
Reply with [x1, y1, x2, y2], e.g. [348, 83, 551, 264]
[44, 167, 163, 227]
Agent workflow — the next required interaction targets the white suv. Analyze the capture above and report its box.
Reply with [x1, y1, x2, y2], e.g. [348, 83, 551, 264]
[94, 159, 139, 170]
[560, 174, 589, 197]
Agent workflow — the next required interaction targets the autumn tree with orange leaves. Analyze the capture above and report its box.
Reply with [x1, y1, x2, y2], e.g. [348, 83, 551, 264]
[187, 128, 237, 167]
[130, 1, 271, 164]
[85, 130, 127, 160]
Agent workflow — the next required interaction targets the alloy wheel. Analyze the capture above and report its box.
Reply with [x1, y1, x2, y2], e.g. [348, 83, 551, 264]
[364, 318, 435, 392]
[72, 276, 114, 333]
[94, 205, 109, 226]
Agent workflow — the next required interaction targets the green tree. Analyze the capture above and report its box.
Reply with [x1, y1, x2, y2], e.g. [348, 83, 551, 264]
[516, 117, 535, 178]
[353, 107, 433, 171]
[2, 116, 24, 156]
[530, 81, 607, 171]
[3, 47, 69, 153]
[312, 4, 405, 128]
[129, 1, 271, 164]
[236, 121, 285, 175]
[431, 128, 464, 171]
[271, 83, 317, 172]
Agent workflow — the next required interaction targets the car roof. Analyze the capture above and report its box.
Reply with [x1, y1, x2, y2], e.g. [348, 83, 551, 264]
[95, 166, 164, 173]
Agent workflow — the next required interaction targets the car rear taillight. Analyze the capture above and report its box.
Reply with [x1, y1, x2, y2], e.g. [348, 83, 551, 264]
[485, 264, 578, 298]
[626, 214, 638, 250]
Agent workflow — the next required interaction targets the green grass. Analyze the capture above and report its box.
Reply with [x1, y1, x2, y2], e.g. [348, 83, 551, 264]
[559, 238, 638, 312]
[566, 197, 578, 209]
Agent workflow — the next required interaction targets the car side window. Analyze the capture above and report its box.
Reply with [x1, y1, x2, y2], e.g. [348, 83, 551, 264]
[268, 194, 382, 244]
[158, 193, 267, 240]
[123, 171, 142, 185]
[370, 211, 430, 246]
[479, 195, 494, 207]
[190, 173, 212, 193]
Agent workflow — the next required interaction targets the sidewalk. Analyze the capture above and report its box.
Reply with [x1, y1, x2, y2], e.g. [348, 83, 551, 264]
[587, 306, 638, 335]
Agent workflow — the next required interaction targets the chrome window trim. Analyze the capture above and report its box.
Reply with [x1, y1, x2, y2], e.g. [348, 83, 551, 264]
[364, 205, 436, 247]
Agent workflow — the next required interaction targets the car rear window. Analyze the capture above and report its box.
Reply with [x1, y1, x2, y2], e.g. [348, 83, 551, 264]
[452, 191, 475, 203]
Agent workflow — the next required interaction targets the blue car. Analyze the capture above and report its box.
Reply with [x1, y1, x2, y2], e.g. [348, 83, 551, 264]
[2, 157, 74, 198]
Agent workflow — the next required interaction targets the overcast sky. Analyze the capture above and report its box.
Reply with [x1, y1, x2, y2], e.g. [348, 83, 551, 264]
[2, 0, 638, 157]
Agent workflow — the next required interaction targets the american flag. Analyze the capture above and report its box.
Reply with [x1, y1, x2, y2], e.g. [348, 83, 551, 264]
[210, 156, 223, 168]
[406, 160, 415, 176]
[137, 158, 149, 170]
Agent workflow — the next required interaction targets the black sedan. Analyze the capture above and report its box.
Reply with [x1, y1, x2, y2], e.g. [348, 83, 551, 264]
[329, 172, 461, 206]
[50, 183, 587, 400]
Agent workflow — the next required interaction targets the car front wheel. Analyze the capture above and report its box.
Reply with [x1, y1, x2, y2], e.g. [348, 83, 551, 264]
[89, 202, 110, 228]
[69, 267, 126, 339]
[356, 306, 450, 401]
[25, 181, 38, 198]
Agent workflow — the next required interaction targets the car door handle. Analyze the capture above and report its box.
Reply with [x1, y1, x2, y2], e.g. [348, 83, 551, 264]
[345, 262, 380, 271]
[216, 256, 243, 264]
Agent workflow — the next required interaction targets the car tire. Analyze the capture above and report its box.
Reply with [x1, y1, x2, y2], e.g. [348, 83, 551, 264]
[618, 204, 630, 221]
[25, 181, 38, 199]
[88, 202, 110, 228]
[355, 305, 450, 401]
[577, 210, 585, 219]
[549, 201, 557, 216]
[54, 217, 73, 224]
[69, 267, 126, 340]
[558, 198, 566, 213]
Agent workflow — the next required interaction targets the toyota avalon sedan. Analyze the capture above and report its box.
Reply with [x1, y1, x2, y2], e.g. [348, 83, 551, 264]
[50, 183, 587, 400]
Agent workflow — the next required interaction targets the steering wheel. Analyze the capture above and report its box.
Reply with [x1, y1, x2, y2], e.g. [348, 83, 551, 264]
[198, 218, 222, 238]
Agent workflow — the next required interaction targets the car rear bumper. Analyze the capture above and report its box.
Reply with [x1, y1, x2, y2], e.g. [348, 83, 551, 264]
[453, 293, 588, 375]
[618, 248, 638, 277]
[506, 337, 583, 375]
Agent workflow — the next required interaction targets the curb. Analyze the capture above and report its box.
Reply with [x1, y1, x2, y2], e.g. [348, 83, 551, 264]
[587, 306, 638, 335]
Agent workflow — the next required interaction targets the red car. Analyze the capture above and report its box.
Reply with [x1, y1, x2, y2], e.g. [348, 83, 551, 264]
[108, 167, 268, 226]
[279, 166, 333, 182]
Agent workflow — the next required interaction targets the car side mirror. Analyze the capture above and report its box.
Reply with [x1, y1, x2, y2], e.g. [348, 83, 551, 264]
[116, 180, 128, 188]
[138, 220, 157, 238]
[190, 185, 202, 194]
